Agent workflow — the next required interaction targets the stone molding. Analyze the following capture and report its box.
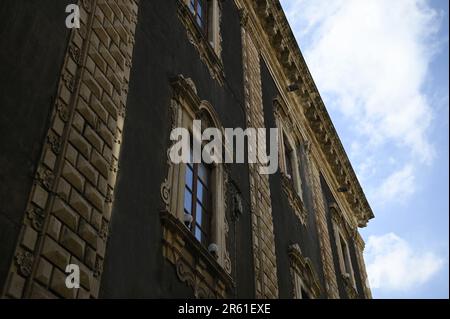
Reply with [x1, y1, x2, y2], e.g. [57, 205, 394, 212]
[288, 244, 321, 299]
[246, 0, 373, 227]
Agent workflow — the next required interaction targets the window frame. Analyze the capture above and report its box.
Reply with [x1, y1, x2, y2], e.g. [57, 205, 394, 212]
[334, 224, 357, 289]
[279, 125, 303, 200]
[184, 143, 213, 246]
[185, 0, 221, 54]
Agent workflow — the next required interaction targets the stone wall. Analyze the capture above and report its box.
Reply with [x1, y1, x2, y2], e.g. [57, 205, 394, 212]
[1, 0, 139, 299]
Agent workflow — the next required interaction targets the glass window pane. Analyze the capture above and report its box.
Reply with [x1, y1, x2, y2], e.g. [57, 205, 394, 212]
[189, 0, 195, 13]
[184, 188, 192, 213]
[197, 1, 203, 17]
[196, 202, 203, 225]
[196, 181, 204, 203]
[196, 16, 202, 28]
[195, 225, 202, 242]
[198, 164, 209, 184]
[185, 166, 193, 190]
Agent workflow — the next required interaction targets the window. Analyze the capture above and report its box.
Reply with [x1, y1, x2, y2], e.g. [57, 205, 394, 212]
[187, 0, 219, 50]
[336, 229, 356, 288]
[160, 76, 233, 297]
[284, 137, 294, 180]
[281, 132, 303, 200]
[288, 244, 321, 298]
[179, 1, 224, 84]
[184, 144, 213, 246]
[189, 0, 207, 33]
[293, 270, 311, 299]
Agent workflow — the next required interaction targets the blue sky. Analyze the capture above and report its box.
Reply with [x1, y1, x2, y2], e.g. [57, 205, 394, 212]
[281, 0, 449, 298]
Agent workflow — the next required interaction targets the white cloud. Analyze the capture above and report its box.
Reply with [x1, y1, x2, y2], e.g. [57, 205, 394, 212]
[365, 233, 444, 292]
[281, 0, 444, 204]
[373, 164, 416, 204]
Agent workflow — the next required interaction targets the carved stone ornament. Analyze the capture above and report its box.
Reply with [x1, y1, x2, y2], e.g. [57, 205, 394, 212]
[47, 131, 62, 155]
[27, 206, 46, 231]
[342, 273, 358, 299]
[15, 251, 34, 277]
[160, 211, 233, 298]
[288, 244, 321, 298]
[56, 101, 70, 122]
[36, 167, 55, 191]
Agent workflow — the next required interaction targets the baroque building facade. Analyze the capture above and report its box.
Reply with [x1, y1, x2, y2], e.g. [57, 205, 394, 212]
[0, 0, 374, 299]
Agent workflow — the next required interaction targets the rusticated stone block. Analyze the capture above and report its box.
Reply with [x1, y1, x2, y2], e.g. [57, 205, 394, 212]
[32, 185, 49, 209]
[47, 215, 62, 240]
[62, 161, 85, 192]
[114, 20, 128, 43]
[104, 20, 120, 46]
[52, 198, 79, 231]
[89, 49, 107, 74]
[61, 227, 85, 259]
[69, 189, 92, 221]
[90, 210, 102, 231]
[94, 68, 114, 97]
[107, 67, 122, 93]
[50, 268, 76, 299]
[92, 19, 110, 48]
[110, 44, 125, 70]
[65, 143, 78, 166]
[77, 98, 96, 127]
[99, 44, 117, 71]
[85, 182, 104, 212]
[98, 1, 114, 22]
[84, 125, 104, 153]
[91, 95, 108, 123]
[41, 236, 70, 271]
[79, 219, 98, 249]
[72, 111, 85, 133]
[57, 178, 71, 202]
[71, 257, 92, 290]
[109, 1, 124, 22]
[77, 155, 99, 185]
[5, 273, 26, 299]
[69, 129, 92, 159]
[91, 150, 109, 178]
[84, 72, 102, 99]
[21, 226, 38, 251]
[102, 93, 118, 119]
[35, 258, 53, 286]
[30, 282, 57, 299]
[85, 246, 96, 270]
[98, 122, 114, 148]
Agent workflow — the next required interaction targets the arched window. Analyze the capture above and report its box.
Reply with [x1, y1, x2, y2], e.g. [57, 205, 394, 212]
[160, 75, 233, 298]
[273, 97, 308, 225]
[288, 244, 321, 299]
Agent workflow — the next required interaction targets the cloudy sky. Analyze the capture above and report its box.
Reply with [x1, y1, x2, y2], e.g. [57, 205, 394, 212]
[280, 0, 449, 298]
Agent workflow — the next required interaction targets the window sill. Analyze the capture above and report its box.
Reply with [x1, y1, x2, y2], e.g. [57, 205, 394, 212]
[281, 173, 307, 226]
[177, 0, 225, 86]
[160, 210, 234, 298]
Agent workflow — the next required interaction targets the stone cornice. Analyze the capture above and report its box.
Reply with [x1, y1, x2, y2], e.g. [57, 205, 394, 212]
[244, 0, 374, 227]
